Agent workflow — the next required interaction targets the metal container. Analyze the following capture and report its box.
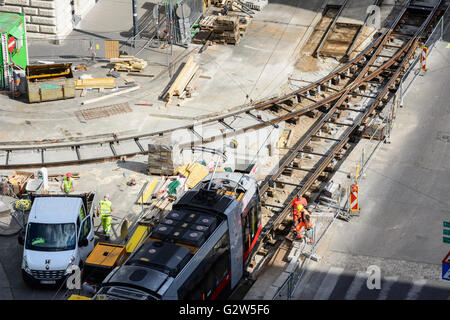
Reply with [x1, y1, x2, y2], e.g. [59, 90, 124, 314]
[26, 63, 75, 103]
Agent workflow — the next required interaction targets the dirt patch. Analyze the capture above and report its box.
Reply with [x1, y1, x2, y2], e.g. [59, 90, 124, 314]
[295, 54, 321, 72]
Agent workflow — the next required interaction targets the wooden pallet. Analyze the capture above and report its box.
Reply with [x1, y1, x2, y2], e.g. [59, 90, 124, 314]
[199, 16, 217, 30]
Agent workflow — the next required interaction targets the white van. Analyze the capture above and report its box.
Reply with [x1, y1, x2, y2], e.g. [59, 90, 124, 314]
[19, 193, 97, 285]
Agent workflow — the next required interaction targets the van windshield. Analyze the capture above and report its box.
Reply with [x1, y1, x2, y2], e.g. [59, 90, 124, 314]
[25, 223, 76, 251]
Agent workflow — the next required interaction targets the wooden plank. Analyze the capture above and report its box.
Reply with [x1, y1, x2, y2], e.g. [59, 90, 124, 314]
[82, 86, 140, 105]
[166, 55, 197, 101]
[186, 68, 202, 91]
[75, 78, 116, 89]
[173, 64, 199, 95]
[105, 40, 119, 59]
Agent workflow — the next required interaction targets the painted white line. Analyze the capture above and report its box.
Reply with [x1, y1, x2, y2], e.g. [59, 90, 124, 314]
[377, 276, 400, 300]
[405, 278, 427, 300]
[313, 267, 344, 300]
[344, 271, 367, 300]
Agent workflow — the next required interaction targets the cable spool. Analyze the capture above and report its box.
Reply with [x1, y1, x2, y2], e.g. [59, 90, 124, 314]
[15, 199, 31, 211]
[229, 139, 238, 149]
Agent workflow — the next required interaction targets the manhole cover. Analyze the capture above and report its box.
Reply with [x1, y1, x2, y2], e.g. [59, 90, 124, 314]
[75, 102, 132, 121]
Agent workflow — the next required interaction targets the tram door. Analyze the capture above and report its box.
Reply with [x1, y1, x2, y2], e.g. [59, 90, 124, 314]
[242, 195, 262, 261]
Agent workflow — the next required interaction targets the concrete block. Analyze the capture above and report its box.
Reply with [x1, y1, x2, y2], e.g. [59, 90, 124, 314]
[26, 23, 39, 32]
[24, 15, 30, 22]
[31, 15, 56, 25]
[0, 5, 22, 13]
[38, 8, 56, 17]
[73, 0, 95, 18]
[23, 7, 38, 15]
[5, 0, 29, 5]
[30, 0, 55, 9]
[39, 24, 56, 34]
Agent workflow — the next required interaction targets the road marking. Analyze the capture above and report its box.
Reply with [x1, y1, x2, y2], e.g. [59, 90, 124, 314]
[377, 275, 399, 300]
[405, 278, 427, 300]
[313, 267, 344, 300]
[344, 271, 367, 300]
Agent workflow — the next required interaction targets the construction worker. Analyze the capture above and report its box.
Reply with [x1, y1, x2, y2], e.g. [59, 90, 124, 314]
[293, 204, 314, 243]
[60, 173, 75, 194]
[291, 196, 308, 224]
[97, 194, 113, 240]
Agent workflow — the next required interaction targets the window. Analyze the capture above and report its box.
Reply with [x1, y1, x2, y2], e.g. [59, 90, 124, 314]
[80, 205, 86, 220]
[178, 232, 230, 300]
[25, 223, 76, 251]
[242, 214, 250, 254]
[80, 217, 91, 240]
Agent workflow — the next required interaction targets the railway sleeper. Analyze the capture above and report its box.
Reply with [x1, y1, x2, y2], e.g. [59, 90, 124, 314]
[318, 104, 331, 113]
[322, 123, 331, 133]
[282, 168, 293, 177]
[286, 117, 298, 125]
[331, 76, 341, 85]
[310, 181, 321, 192]
[305, 110, 319, 118]
[325, 161, 337, 173]
[282, 97, 297, 106]
[318, 171, 329, 181]
[292, 159, 301, 168]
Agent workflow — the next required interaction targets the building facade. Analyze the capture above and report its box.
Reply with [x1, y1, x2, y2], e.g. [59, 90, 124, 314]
[0, 0, 97, 39]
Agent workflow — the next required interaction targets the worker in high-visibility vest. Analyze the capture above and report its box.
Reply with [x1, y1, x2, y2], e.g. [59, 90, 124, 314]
[291, 196, 308, 224]
[60, 173, 75, 194]
[293, 204, 314, 243]
[96, 194, 113, 240]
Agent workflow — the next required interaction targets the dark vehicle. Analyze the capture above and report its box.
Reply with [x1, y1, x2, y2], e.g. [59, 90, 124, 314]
[94, 172, 262, 300]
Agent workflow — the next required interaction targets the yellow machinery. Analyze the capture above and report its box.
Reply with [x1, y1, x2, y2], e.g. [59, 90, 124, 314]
[83, 243, 127, 284]
[68, 294, 91, 300]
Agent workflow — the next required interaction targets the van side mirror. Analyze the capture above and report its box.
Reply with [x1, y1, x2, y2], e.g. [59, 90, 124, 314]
[78, 238, 88, 247]
[18, 230, 25, 246]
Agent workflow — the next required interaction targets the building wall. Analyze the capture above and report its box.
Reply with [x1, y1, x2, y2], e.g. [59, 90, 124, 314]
[0, 0, 97, 39]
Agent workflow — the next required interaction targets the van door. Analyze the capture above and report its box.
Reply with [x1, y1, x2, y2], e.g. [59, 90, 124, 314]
[78, 214, 95, 261]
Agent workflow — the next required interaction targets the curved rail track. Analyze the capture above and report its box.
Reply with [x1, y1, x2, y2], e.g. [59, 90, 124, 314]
[1, 2, 445, 169]
[242, 0, 446, 279]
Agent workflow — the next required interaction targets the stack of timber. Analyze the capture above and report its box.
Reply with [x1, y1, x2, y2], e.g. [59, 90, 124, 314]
[110, 55, 148, 72]
[213, 16, 241, 45]
[192, 15, 216, 44]
[193, 15, 249, 45]
[165, 55, 201, 104]
[147, 144, 176, 176]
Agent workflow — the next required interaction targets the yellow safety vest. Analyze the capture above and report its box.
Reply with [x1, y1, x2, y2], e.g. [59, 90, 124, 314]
[99, 200, 112, 216]
[63, 177, 73, 193]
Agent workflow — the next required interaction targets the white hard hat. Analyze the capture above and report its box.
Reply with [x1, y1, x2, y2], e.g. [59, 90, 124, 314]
[104, 194, 110, 199]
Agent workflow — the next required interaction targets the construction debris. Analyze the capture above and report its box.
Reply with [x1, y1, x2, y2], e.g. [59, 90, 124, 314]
[110, 55, 148, 72]
[1, 171, 34, 197]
